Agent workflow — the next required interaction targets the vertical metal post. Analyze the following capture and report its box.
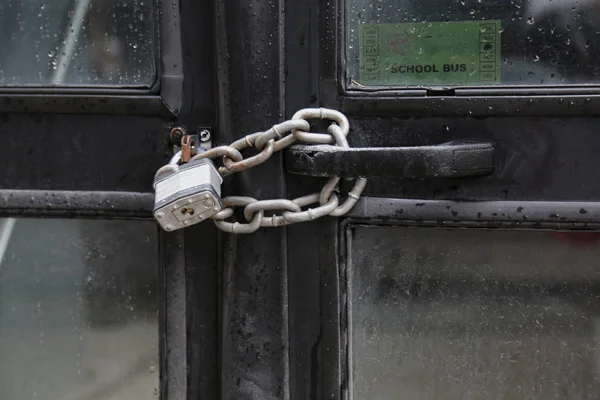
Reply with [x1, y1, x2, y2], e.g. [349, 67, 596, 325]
[216, 0, 289, 398]
[161, 230, 187, 400]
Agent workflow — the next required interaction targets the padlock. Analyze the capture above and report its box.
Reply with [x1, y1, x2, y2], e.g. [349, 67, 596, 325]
[153, 155, 223, 231]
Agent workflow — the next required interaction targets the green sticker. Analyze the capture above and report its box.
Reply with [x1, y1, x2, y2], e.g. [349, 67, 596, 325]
[359, 21, 501, 86]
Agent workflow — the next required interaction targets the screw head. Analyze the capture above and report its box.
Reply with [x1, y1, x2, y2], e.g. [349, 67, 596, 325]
[169, 127, 186, 144]
[165, 225, 173, 231]
[156, 213, 164, 219]
[199, 130, 211, 142]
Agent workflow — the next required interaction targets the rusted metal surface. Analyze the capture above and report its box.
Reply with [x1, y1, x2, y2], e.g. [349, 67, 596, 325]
[169, 127, 187, 145]
[180, 134, 196, 163]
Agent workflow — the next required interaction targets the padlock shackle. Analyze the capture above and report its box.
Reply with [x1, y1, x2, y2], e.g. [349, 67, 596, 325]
[170, 150, 182, 165]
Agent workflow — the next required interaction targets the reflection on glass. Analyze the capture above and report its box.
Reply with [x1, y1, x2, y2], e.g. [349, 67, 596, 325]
[348, 0, 600, 86]
[0, 218, 159, 400]
[0, 0, 156, 86]
[350, 227, 600, 400]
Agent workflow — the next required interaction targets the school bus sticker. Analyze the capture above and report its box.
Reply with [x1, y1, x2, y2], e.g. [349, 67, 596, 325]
[359, 21, 501, 86]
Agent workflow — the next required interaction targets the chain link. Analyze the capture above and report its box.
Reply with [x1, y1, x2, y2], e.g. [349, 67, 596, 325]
[183, 107, 367, 234]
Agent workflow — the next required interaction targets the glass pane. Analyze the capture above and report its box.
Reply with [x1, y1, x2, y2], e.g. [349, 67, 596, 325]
[348, 0, 600, 87]
[0, 218, 159, 399]
[0, 0, 156, 87]
[349, 227, 600, 400]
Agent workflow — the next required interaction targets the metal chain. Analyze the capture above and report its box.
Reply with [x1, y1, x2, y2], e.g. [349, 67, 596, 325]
[188, 108, 367, 234]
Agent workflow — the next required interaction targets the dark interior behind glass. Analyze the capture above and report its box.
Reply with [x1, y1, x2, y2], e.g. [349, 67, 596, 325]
[0, 218, 159, 400]
[349, 226, 600, 399]
[0, 0, 156, 87]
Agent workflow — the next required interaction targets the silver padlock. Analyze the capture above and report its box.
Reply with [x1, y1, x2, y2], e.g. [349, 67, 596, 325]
[153, 153, 223, 231]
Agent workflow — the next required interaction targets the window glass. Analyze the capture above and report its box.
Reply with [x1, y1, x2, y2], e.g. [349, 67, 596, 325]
[0, 0, 156, 87]
[350, 227, 600, 399]
[348, 0, 600, 87]
[0, 218, 159, 400]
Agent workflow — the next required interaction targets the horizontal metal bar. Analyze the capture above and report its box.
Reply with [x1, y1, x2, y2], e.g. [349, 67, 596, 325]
[347, 197, 600, 224]
[345, 86, 600, 97]
[0, 95, 173, 116]
[344, 87, 428, 96]
[455, 86, 600, 96]
[337, 95, 600, 117]
[0, 87, 152, 94]
[285, 141, 494, 178]
[0, 190, 154, 218]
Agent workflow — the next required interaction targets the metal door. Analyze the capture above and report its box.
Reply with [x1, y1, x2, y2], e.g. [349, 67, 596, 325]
[0, 0, 217, 399]
[219, 1, 600, 400]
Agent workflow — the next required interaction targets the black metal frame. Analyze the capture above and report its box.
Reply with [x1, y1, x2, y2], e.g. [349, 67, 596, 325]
[283, 1, 600, 400]
[0, 0, 183, 115]
[0, 190, 153, 218]
[318, 0, 600, 117]
[6, 0, 600, 399]
[215, 1, 291, 399]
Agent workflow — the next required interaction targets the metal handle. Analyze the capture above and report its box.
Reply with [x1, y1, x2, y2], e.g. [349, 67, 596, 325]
[285, 140, 494, 178]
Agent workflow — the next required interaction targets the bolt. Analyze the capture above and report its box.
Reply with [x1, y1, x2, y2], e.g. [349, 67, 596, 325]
[169, 127, 187, 144]
[156, 213, 164, 219]
[199, 130, 211, 142]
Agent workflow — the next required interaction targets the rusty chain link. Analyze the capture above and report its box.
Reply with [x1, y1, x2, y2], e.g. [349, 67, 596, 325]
[186, 108, 367, 234]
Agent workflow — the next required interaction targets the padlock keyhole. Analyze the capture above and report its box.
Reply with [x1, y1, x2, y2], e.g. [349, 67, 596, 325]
[180, 208, 195, 216]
